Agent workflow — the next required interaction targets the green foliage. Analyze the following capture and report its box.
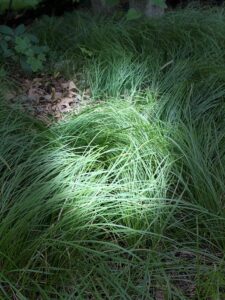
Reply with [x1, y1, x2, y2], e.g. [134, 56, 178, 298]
[125, 0, 166, 20]
[1, 8, 225, 299]
[0, 67, 6, 78]
[0, 0, 41, 12]
[126, 7, 142, 20]
[0, 24, 48, 73]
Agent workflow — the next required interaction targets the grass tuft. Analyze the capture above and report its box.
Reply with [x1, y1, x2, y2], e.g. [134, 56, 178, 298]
[1, 8, 225, 299]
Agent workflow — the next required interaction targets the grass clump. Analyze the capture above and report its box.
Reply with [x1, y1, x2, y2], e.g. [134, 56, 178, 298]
[1, 7, 225, 299]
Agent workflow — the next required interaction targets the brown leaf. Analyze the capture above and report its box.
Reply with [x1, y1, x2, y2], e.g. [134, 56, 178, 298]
[68, 81, 77, 91]
[54, 92, 63, 99]
[61, 82, 69, 89]
[9, 74, 91, 123]
[43, 94, 52, 102]
[28, 88, 39, 102]
[56, 97, 74, 113]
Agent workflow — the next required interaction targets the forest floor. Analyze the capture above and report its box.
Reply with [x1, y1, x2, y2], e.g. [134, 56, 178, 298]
[1, 8, 225, 300]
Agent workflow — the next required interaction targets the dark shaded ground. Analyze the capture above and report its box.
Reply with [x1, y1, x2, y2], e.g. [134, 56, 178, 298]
[1, 0, 224, 27]
[0, 0, 84, 26]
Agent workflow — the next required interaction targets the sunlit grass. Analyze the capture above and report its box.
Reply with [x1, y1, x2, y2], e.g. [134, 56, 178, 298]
[1, 8, 225, 299]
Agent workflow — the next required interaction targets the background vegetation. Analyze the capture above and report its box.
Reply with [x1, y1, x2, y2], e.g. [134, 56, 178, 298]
[0, 0, 40, 11]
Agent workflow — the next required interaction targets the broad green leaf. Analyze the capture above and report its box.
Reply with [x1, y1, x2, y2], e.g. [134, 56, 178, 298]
[0, 25, 14, 36]
[27, 55, 44, 72]
[126, 8, 142, 21]
[0, 40, 8, 52]
[4, 35, 12, 42]
[0, 40, 14, 57]
[14, 24, 26, 36]
[15, 36, 30, 54]
[25, 33, 39, 43]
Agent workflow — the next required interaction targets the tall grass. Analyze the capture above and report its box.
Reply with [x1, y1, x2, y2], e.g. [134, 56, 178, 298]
[34, 8, 225, 101]
[1, 7, 225, 299]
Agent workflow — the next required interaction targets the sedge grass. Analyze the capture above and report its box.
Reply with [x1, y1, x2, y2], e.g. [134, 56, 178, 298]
[1, 7, 225, 299]
[0, 99, 224, 298]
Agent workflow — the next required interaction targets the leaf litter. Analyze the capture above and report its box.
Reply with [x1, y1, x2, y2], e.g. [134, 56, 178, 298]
[7, 75, 91, 125]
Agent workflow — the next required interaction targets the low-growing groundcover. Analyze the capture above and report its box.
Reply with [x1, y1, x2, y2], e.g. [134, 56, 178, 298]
[1, 8, 225, 299]
[0, 0, 40, 12]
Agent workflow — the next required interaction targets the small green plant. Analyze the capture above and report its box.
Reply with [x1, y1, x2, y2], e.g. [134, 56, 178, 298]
[0, 24, 48, 73]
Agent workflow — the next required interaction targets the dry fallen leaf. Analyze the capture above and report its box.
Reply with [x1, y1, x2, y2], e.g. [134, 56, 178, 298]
[68, 80, 77, 91]
[56, 97, 75, 113]
[8, 75, 91, 124]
